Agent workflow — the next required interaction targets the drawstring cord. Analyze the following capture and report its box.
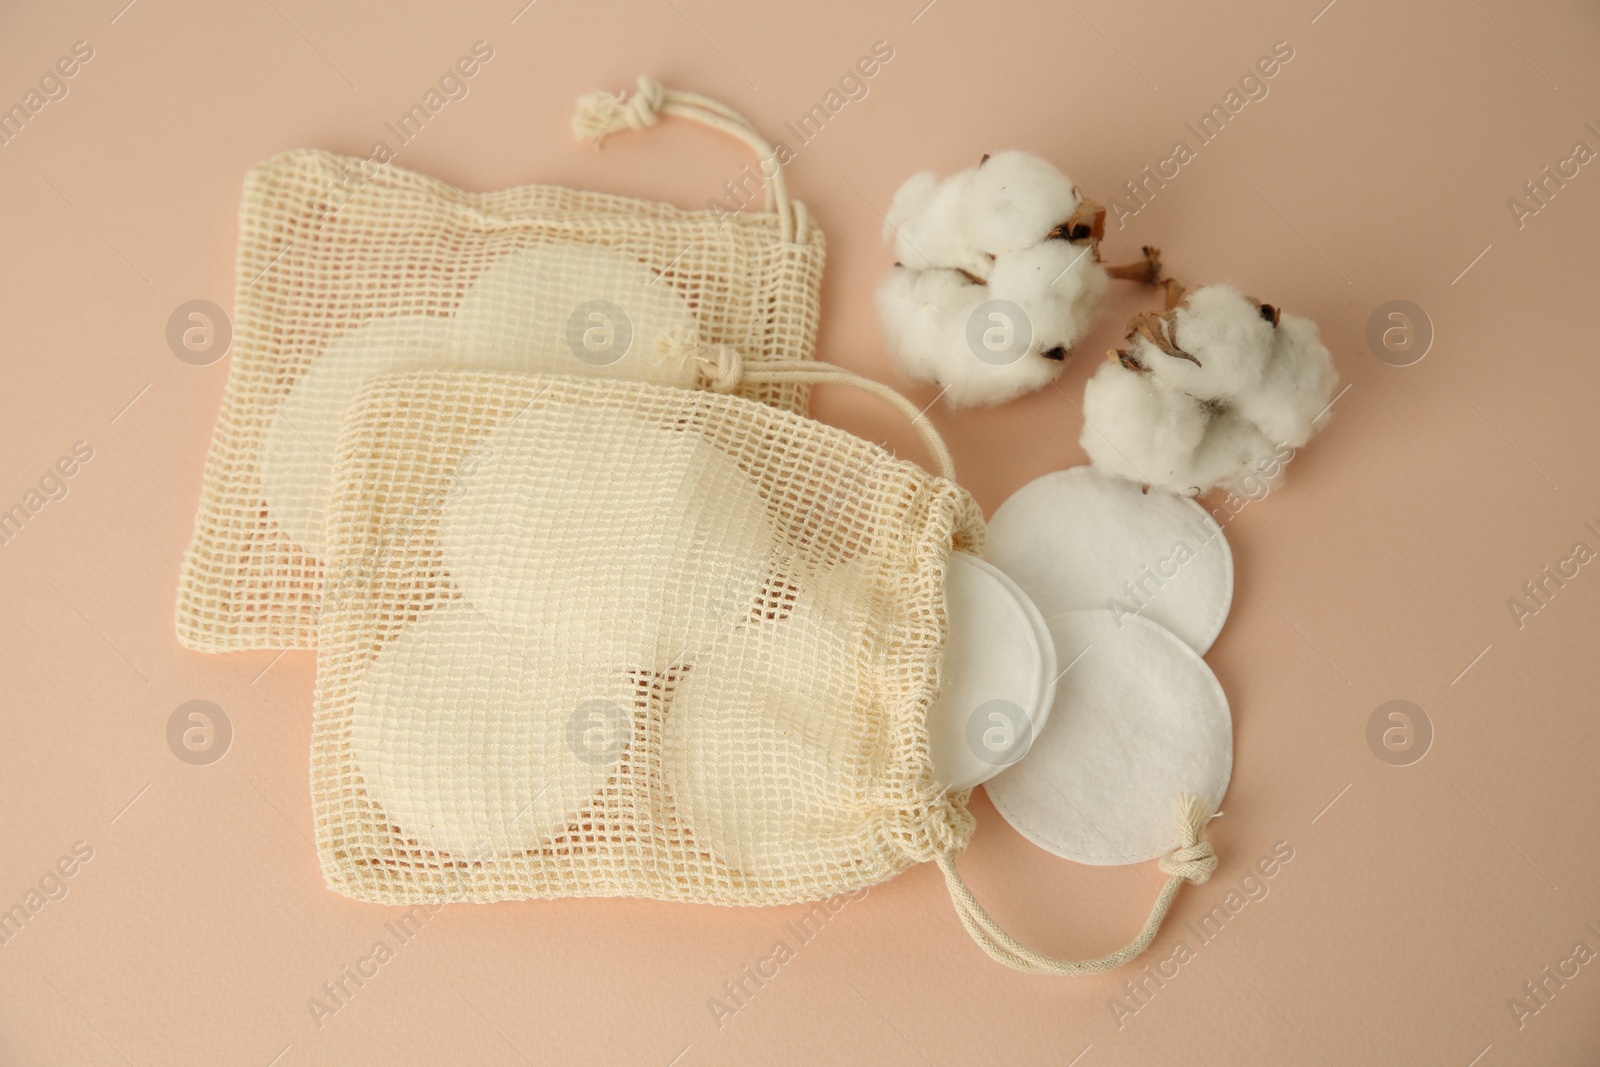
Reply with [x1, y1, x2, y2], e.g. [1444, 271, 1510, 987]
[938, 795, 1218, 975]
[573, 75, 801, 244]
[659, 334, 958, 485]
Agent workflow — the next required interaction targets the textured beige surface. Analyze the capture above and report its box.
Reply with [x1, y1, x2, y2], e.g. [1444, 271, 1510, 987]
[175, 144, 825, 653]
[6, 0, 1600, 1061]
[313, 370, 983, 905]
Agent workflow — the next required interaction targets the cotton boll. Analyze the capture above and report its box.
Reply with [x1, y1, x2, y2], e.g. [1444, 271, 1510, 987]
[1080, 360, 1209, 492]
[987, 241, 1109, 356]
[884, 170, 985, 276]
[1086, 284, 1339, 496]
[877, 266, 986, 382]
[883, 171, 937, 254]
[964, 150, 1081, 256]
[877, 266, 1062, 408]
[1143, 285, 1275, 402]
[877, 152, 1150, 407]
[1184, 412, 1281, 496]
[1232, 311, 1338, 449]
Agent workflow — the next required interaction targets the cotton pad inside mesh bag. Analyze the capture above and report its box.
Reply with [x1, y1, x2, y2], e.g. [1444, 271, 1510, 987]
[175, 76, 825, 652]
[312, 366, 981, 907]
[312, 361, 1223, 977]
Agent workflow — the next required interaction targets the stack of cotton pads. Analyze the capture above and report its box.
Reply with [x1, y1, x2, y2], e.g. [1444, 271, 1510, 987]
[924, 465, 1236, 866]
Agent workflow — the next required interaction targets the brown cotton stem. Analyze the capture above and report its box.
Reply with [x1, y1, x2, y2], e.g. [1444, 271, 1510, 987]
[1126, 308, 1200, 366]
[1105, 245, 1163, 285]
[1161, 277, 1187, 310]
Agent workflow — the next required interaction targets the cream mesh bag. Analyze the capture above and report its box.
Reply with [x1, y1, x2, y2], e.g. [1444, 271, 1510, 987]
[310, 354, 1220, 976]
[176, 76, 824, 652]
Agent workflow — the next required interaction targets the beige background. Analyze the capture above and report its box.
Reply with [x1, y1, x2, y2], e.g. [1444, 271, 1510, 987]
[2, 0, 1598, 1063]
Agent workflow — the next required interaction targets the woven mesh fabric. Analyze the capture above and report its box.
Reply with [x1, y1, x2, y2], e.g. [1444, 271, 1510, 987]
[312, 370, 984, 906]
[175, 148, 826, 652]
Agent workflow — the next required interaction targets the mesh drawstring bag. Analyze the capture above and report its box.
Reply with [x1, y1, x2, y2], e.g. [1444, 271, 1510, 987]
[310, 351, 1220, 975]
[176, 76, 824, 653]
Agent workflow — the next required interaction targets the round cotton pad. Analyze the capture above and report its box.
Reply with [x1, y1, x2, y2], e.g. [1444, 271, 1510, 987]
[350, 601, 638, 856]
[261, 315, 480, 555]
[984, 466, 1234, 654]
[439, 413, 776, 673]
[927, 552, 1057, 790]
[261, 241, 700, 555]
[663, 600, 872, 877]
[453, 243, 701, 379]
[985, 609, 1232, 866]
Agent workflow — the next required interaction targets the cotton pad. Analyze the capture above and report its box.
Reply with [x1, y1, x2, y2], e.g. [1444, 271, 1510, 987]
[260, 241, 701, 555]
[451, 243, 702, 376]
[350, 600, 638, 856]
[985, 466, 1233, 654]
[439, 413, 776, 673]
[261, 316, 476, 555]
[927, 552, 1057, 790]
[663, 599, 871, 877]
[985, 609, 1232, 866]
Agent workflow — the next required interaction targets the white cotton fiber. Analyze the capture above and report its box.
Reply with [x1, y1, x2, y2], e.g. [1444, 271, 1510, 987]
[876, 152, 1116, 408]
[1143, 286, 1276, 402]
[964, 150, 1081, 256]
[986, 240, 1108, 353]
[1185, 412, 1282, 495]
[876, 266, 989, 379]
[1081, 284, 1337, 496]
[876, 267, 1061, 408]
[1081, 364, 1209, 489]
[1233, 313, 1340, 449]
[884, 170, 986, 278]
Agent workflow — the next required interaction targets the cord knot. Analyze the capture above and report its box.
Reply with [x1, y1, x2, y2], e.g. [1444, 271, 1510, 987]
[1159, 840, 1217, 884]
[659, 332, 744, 393]
[572, 76, 667, 145]
[1157, 794, 1218, 885]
